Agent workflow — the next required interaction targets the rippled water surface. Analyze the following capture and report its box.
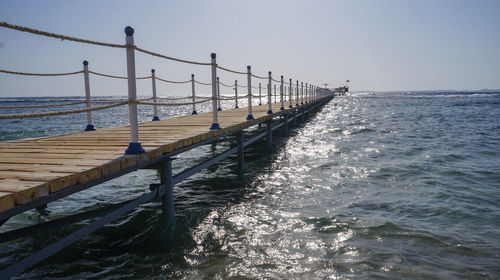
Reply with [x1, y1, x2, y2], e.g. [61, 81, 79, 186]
[1, 92, 499, 279]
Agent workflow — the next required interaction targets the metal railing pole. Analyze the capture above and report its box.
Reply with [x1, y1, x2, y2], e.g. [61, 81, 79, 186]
[124, 26, 145, 154]
[289, 78, 293, 108]
[246, 66, 254, 120]
[301, 81, 304, 104]
[217, 77, 222, 111]
[191, 74, 197, 114]
[151, 69, 159, 121]
[267, 71, 273, 114]
[274, 84, 276, 103]
[235, 80, 239, 108]
[210, 53, 220, 130]
[259, 83, 262, 105]
[280, 75, 284, 110]
[296, 80, 299, 107]
[83, 60, 95, 131]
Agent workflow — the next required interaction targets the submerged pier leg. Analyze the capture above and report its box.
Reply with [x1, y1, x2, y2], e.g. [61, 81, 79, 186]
[293, 109, 297, 127]
[237, 131, 244, 179]
[283, 114, 289, 136]
[266, 119, 273, 151]
[160, 160, 174, 216]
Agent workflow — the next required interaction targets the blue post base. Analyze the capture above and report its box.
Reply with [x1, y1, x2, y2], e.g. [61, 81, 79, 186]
[152, 116, 160, 121]
[259, 103, 262, 106]
[125, 142, 145, 155]
[289, 105, 293, 108]
[280, 106, 285, 111]
[235, 106, 239, 109]
[267, 110, 273, 114]
[210, 123, 221, 130]
[217, 108, 222, 111]
[192, 110, 198, 115]
[84, 124, 96, 131]
[296, 104, 299, 107]
[246, 114, 254, 120]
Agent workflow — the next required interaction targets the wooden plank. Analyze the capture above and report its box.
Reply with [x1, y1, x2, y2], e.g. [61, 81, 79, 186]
[0, 192, 15, 212]
[0, 180, 48, 205]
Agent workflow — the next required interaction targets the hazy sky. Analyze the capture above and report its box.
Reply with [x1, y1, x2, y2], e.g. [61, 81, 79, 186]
[1, 0, 499, 97]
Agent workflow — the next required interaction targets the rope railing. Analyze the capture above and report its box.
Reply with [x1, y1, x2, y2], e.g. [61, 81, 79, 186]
[155, 76, 191, 84]
[0, 20, 331, 158]
[89, 70, 150, 80]
[0, 101, 86, 109]
[0, 101, 128, 120]
[136, 99, 211, 107]
[219, 81, 233, 88]
[134, 46, 211, 66]
[216, 65, 246, 75]
[0, 21, 125, 48]
[0, 69, 83, 77]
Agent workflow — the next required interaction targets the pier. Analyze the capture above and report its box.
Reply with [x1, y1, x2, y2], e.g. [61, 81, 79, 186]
[0, 22, 338, 278]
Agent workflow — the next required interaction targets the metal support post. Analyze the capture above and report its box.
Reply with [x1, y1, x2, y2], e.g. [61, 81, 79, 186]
[259, 83, 262, 105]
[237, 131, 244, 179]
[151, 69, 159, 121]
[301, 81, 304, 104]
[283, 114, 289, 136]
[295, 80, 300, 107]
[267, 71, 273, 114]
[234, 80, 239, 108]
[246, 66, 254, 120]
[305, 82, 308, 103]
[266, 119, 273, 151]
[274, 84, 277, 103]
[280, 75, 285, 110]
[210, 53, 221, 130]
[124, 26, 145, 154]
[289, 78, 293, 108]
[83, 60, 95, 131]
[191, 74, 197, 114]
[217, 77, 222, 111]
[160, 160, 174, 215]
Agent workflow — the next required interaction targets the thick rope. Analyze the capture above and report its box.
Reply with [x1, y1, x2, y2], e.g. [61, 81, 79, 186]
[0, 69, 83, 77]
[156, 96, 191, 100]
[0, 101, 128, 120]
[0, 101, 86, 109]
[216, 65, 246, 75]
[137, 99, 211, 107]
[251, 74, 267, 80]
[0, 21, 125, 48]
[219, 81, 233, 88]
[194, 80, 211, 86]
[89, 71, 150, 80]
[134, 46, 211, 66]
[155, 76, 191, 84]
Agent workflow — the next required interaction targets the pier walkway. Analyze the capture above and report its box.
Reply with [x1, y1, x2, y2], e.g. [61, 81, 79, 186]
[0, 21, 340, 278]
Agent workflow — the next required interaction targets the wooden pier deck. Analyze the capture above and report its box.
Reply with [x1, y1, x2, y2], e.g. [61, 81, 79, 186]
[0, 100, 315, 213]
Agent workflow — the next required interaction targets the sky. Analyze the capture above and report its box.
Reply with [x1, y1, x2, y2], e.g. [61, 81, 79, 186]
[0, 0, 499, 97]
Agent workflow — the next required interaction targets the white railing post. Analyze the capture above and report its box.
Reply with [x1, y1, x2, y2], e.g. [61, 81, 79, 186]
[267, 71, 273, 114]
[217, 77, 222, 111]
[124, 26, 145, 155]
[289, 78, 293, 108]
[246, 66, 254, 120]
[83, 60, 95, 131]
[191, 74, 197, 114]
[151, 69, 159, 121]
[258, 82, 262, 105]
[234, 80, 239, 108]
[295, 80, 299, 106]
[280, 75, 284, 110]
[301, 81, 304, 105]
[210, 53, 220, 130]
[305, 82, 308, 103]
[274, 84, 277, 103]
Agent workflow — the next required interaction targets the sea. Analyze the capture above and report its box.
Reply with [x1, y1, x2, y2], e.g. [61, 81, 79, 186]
[0, 91, 499, 279]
